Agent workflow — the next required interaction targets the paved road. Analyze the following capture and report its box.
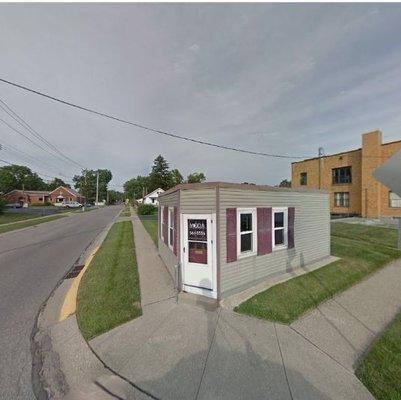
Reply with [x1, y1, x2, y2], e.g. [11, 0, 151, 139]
[0, 206, 122, 400]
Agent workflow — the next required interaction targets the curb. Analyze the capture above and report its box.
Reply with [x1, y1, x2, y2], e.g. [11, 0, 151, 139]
[31, 210, 128, 399]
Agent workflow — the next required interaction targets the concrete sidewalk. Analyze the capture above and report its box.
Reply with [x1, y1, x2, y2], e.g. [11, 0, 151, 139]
[87, 214, 401, 399]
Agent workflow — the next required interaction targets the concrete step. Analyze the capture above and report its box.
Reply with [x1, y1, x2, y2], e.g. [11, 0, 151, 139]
[178, 292, 219, 311]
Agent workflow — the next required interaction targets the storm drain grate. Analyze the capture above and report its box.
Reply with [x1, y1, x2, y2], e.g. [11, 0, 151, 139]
[65, 264, 85, 279]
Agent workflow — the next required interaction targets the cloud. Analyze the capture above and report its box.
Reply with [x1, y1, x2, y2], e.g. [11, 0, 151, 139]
[1, 3, 401, 188]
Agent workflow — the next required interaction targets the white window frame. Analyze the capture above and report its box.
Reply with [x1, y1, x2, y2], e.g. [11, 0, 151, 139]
[168, 207, 174, 250]
[389, 191, 401, 208]
[272, 207, 288, 250]
[161, 206, 166, 241]
[236, 208, 257, 259]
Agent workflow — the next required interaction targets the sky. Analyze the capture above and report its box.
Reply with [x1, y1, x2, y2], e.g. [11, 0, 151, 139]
[1, 3, 401, 190]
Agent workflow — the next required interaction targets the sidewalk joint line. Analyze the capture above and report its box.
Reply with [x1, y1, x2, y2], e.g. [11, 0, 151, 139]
[289, 325, 354, 374]
[274, 323, 294, 400]
[195, 308, 221, 400]
[142, 295, 176, 308]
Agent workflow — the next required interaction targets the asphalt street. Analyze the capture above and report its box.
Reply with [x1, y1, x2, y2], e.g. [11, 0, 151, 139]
[0, 206, 122, 400]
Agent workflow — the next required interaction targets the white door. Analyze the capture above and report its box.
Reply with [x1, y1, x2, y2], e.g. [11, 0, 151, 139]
[182, 214, 216, 297]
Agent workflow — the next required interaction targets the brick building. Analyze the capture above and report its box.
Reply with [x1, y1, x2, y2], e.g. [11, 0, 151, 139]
[4, 190, 50, 206]
[4, 186, 85, 207]
[291, 131, 401, 218]
[49, 186, 86, 205]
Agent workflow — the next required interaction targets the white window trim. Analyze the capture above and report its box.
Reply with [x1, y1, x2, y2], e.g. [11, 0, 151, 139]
[236, 208, 257, 259]
[161, 206, 166, 241]
[272, 207, 288, 251]
[168, 206, 174, 251]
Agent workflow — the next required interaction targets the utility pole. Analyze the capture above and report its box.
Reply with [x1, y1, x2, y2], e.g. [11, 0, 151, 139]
[96, 170, 99, 205]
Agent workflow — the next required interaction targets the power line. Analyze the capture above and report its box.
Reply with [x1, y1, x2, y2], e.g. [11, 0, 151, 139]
[0, 143, 73, 180]
[0, 77, 306, 160]
[0, 98, 86, 170]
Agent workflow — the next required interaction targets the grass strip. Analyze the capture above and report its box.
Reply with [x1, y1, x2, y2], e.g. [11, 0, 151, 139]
[0, 214, 67, 234]
[139, 217, 158, 246]
[356, 311, 401, 400]
[77, 221, 141, 340]
[0, 212, 41, 224]
[235, 223, 401, 324]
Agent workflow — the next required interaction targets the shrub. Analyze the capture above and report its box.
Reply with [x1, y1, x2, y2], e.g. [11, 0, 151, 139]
[30, 202, 53, 207]
[137, 204, 158, 215]
[0, 198, 6, 215]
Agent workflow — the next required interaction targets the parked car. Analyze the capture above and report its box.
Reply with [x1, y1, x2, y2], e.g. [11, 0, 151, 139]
[60, 201, 83, 209]
[6, 202, 22, 208]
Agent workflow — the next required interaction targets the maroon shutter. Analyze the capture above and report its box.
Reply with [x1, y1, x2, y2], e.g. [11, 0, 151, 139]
[163, 206, 168, 246]
[226, 208, 237, 263]
[173, 206, 179, 256]
[257, 207, 272, 255]
[288, 207, 295, 249]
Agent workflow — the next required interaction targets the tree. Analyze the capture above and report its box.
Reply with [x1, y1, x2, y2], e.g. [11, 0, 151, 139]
[0, 164, 47, 194]
[47, 178, 70, 191]
[149, 155, 171, 190]
[169, 168, 184, 187]
[107, 190, 124, 205]
[187, 172, 206, 184]
[73, 169, 112, 203]
[278, 179, 291, 188]
[123, 175, 150, 201]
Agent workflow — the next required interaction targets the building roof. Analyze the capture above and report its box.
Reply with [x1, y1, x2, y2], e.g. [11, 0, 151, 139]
[49, 186, 84, 198]
[4, 189, 50, 196]
[144, 188, 164, 199]
[160, 181, 327, 197]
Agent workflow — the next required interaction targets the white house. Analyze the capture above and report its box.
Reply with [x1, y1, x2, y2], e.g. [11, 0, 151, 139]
[137, 188, 164, 205]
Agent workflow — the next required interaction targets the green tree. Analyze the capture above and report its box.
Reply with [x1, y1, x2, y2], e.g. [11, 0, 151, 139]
[278, 179, 291, 188]
[0, 164, 47, 194]
[149, 155, 171, 190]
[107, 190, 124, 205]
[73, 169, 112, 203]
[47, 178, 70, 191]
[123, 175, 150, 201]
[169, 168, 184, 187]
[187, 172, 206, 184]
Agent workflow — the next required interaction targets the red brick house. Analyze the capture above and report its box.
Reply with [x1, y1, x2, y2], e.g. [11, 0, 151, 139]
[4, 190, 50, 206]
[49, 186, 86, 205]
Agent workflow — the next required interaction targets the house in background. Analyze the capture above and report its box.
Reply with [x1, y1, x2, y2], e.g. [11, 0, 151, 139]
[137, 188, 164, 205]
[292, 130, 401, 218]
[4, 189, 50, 207]
[49, 186, 86, 205]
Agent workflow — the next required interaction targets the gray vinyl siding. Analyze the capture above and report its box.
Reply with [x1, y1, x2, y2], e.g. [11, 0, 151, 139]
[158, 191, 179, 277]
[219, 188, 330, 297]
[180, 188, 216, 214]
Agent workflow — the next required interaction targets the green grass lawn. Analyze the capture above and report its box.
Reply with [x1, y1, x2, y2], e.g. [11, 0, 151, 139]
[139, 217, 158, 246]
[120, 206, 131, 217]
[77, 221, 141, 340]
[356, 311, 401, 400]
[235, 222, 401, 324]
[0, 212, 41, 224]
[0, 214, 67, 234]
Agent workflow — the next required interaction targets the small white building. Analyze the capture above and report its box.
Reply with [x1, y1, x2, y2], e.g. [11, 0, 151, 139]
[137, 188, 164, 205]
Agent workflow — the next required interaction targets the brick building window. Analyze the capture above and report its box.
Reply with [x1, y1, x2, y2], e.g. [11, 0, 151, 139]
[389, 191, 401, 208]
[334, 192, 349, 207]
[300, 172, 307, 186]
[332, 166, 352, 184]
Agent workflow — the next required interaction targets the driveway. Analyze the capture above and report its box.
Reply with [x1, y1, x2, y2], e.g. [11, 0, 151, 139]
[0, 206, 121, 400]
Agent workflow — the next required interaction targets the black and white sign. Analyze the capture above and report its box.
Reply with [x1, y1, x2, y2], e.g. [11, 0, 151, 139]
[188, 219, 207, 241]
